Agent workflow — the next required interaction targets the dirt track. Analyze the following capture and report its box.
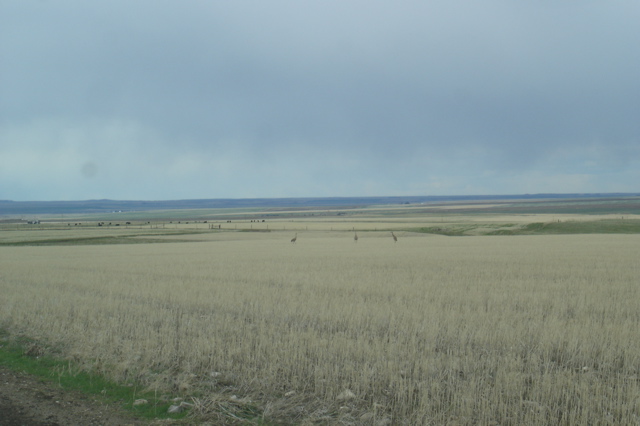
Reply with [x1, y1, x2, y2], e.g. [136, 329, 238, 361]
[0, 366, 146, 426]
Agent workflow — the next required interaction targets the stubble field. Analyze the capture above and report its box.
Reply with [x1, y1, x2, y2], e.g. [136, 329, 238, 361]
[1, 211, 640, 424]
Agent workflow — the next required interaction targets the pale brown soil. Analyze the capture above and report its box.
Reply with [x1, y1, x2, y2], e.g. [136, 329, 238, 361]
[0, 366, 150, 426]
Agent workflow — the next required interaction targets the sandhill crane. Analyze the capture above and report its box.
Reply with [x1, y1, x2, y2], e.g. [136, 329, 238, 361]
[354, 232, 358, 243]
[391, 231, 397, 243]
[291, 233, 297, 244]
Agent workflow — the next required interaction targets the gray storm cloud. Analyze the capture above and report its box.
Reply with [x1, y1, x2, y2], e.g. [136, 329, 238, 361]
[1, 1, 639, 200]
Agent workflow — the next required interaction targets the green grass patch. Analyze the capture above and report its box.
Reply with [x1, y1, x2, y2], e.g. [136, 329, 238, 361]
[519, 219, 640, 234]
[416, 226, 468, 236]
[0, 230, 212, 246]
[0, 331, 188, 422]
[0, 331, 274, 424]
[0, 237, 190, 246]
[0, 236, 157, 246]
[414, 219, 640, 236]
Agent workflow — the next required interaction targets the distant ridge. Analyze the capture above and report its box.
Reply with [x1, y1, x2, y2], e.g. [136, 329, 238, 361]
[1, 193, 639, 215]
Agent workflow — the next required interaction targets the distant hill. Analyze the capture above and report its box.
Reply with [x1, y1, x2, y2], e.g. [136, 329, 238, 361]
[1, 194, 639, 215]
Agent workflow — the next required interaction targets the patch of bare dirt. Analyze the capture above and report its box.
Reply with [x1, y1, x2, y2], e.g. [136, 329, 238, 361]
[0, 366, 149, 426]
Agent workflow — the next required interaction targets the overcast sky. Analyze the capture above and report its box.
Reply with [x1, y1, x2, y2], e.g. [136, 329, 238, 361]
[1, 1, 639, 201]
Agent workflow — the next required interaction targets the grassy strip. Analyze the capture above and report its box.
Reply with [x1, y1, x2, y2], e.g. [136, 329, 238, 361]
[416, 219, 640, 236]
[0, 237, 185, 246]
[0, 332, 188, 422]
[415, 227, 468, 236]
[0, 233, 212, 246]
[518, 220, 640, 234]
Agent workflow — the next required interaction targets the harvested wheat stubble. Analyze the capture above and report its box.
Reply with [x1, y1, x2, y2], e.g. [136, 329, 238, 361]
[1, 233, 640, 424]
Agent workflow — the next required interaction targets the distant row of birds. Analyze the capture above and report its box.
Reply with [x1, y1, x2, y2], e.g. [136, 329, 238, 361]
[290, 231, 397, 243]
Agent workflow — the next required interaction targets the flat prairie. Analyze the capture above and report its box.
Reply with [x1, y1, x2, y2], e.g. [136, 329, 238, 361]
[1, 213, 640, 424]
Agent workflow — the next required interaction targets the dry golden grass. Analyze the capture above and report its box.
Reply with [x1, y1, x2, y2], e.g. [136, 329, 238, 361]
[1, 228, 640, 424]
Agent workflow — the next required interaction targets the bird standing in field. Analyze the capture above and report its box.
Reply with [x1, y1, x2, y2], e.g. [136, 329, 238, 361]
[391, 231, 397, 242]
[291, 233, 297, 243]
